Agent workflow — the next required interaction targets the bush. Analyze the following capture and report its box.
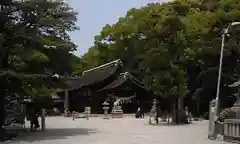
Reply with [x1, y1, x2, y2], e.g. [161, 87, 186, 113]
[219, 107, 235, 121]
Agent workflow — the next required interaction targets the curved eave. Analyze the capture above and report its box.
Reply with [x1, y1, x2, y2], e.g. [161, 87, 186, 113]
[130, 79, 150, 92]
[126, 72, 144, 86]
[98, 74, 128, 92]
[67, 60, 123, 91]
[99, 72, 150, 92]
[124, 72, 150, 92]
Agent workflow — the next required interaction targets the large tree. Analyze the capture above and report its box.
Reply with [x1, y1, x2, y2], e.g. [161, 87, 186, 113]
[0, 0, 79, 139]
[74, 0, 240, 121]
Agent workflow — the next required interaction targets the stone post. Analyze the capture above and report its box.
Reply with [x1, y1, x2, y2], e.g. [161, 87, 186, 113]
[41, 108, 46, 131]
[102, 101, 110, 119]
[208, 99, 217, 139]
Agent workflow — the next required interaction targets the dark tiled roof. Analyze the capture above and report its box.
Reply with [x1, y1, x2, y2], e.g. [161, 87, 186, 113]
[65, 78, 82, 89]
[98, 72, 149, 92]
[67, 59, 123, 90]
[98, 73, 128, 91]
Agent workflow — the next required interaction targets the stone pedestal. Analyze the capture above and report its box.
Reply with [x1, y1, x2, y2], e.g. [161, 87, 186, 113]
[102, 101, 110, 119]
[111, 106, 123, 118]
[103, 107, 110, 119]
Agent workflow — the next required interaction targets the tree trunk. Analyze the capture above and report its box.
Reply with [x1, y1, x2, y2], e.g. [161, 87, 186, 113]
[196, 100, 200, 117]
[0, 51, 9, 141]
[176, 98, 180, 124]
[178, 98, 184, 124]
[0, 85, 5, 141]
[172, 98, 181, 124]
[172, 101, 176, 124]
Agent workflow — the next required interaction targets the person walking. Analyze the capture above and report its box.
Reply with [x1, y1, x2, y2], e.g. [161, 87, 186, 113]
[72, 111, 76, 120]
[135, 107, 141, 118]
[28, 108, 39, 132]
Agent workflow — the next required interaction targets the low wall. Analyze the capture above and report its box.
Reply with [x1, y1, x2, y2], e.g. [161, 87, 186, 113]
[224, 119, 240, 143]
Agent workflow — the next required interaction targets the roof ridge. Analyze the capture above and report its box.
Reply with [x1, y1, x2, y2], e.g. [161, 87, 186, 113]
[82, 59, 122, 75]
[121, 72, 143, 85]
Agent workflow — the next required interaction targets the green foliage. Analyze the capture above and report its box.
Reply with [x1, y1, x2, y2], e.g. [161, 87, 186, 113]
[74, 0, 240, 116]
[1, 0, 79, 96]
[0, 0, 79, 132]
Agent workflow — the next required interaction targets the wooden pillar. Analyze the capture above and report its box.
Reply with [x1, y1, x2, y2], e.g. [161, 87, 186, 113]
[196, 99, 200, 117]
[20, 103, 26, 129]
[64, 89, 69, 110]
[64, 73, 69, 116]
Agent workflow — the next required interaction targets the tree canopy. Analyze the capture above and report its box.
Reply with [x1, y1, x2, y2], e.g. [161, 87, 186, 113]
[74, 0, 240, 116]
[0, 0, 79, 135]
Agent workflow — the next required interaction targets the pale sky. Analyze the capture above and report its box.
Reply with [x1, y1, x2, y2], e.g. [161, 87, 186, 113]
[68, 0, 169, 56]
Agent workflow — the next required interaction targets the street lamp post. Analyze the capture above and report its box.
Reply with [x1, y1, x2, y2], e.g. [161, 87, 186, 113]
[215, 22, 240, 116]
[212, 22, 240, 139]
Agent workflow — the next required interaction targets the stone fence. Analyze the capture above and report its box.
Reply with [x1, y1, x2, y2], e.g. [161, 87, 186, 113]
[224, 119, 240, 143]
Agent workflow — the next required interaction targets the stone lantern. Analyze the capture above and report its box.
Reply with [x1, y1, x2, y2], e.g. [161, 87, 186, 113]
[229, 80, 240, 118]
[102, 101, 110, 119]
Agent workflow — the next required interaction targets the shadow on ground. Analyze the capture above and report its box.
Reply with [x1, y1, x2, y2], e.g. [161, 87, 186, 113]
[4, 128, 98, 143]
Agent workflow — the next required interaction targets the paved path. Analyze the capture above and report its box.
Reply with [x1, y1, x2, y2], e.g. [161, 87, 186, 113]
[3, 117, 230, 144]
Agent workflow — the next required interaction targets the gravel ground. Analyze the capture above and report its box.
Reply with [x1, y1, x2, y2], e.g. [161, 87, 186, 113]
[2, 116, 230, 144]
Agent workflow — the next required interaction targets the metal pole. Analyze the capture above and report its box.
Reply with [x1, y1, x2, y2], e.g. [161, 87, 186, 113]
[210, 22, 240, 140]
[215, 22, 240, 117]
[211, 30, 226, 139]
[215, 31, 226, 117]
